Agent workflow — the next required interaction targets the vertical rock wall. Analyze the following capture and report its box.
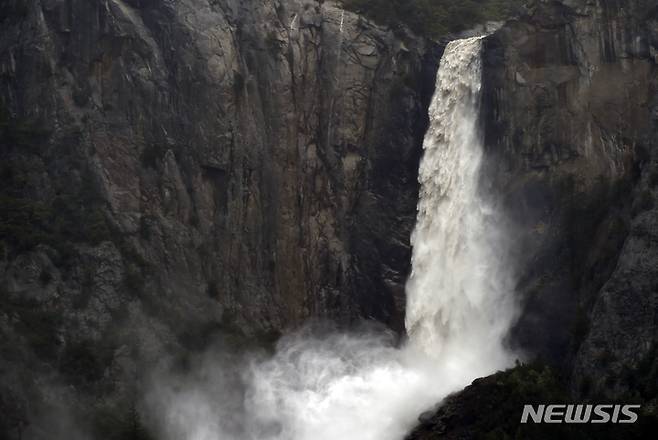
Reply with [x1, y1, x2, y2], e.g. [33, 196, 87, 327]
[0, 0, 440, 433]
[482, 0, 657, 397]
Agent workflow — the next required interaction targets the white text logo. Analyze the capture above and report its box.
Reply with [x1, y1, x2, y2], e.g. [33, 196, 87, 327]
[520, 404, 640, 424]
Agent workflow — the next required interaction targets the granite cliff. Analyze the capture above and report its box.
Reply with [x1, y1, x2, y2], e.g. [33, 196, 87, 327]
[2, 0, 658, 438]
[410, 0, 658, 437]
[0, 0, 439, 436]
[481, 0, 657, 397]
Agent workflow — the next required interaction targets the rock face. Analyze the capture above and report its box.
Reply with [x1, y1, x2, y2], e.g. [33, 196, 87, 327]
[0, 0, 440, 435]
[2, 0, 656, 437]
[406, 363, 657, 440]
[410, 1, 657, 437]
[481, 0, 657, 392]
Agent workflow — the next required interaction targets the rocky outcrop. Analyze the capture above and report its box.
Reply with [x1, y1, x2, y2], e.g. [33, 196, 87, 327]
[481, 0, 657, 387]
[406, 363, 657, 439]
[0, 0, 440, 436]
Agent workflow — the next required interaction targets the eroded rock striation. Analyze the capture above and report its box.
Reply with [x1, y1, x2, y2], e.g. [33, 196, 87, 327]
[2, 0, 657, 437]
[410, 0, 658, 437]
[0, 0, 440, 434]
[482, 0, 657, 389]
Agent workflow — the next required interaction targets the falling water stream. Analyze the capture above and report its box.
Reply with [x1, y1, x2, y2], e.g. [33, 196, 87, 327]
[149, 36, 519, 440]
[405, 36, 517, 367]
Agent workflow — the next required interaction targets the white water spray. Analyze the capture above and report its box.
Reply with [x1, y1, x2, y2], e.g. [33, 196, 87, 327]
[148, 36, 518, 440]
[405, 36, 517, 370]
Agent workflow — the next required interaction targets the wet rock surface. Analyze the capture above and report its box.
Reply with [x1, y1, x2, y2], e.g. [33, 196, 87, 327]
[2, 0, 657, 437]
[411, 0, 658, 437]
[482, 0, 657, 386]
[0, 0, 440, 435]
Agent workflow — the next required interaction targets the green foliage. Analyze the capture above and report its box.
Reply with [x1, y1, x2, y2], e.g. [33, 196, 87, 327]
[72, 266, 96, 309]
[341, 0, 525, 38]
[0, 104, 50, 154]
[631, 189, 654, 217]
[39, 268, 53, 286]
[0, 103, 113, 260]
[648, 167, 658, 188]
[0, 107, 103, 258]
[624, 344, 658, 400]
[118, 239, 151, 296]
[430, 362, 658, 440]
[0, 0, 30, 22]
[123, 264, 146, 294]
[139, 215, 153, 241]
[265, 30, 281, 54]
[140, 144, 167, 169]
[0, 173, 113, 261]
[569, 305, 589, 349]
[206, 279, 220, 299]
[91, 402, 156, 440]
[0, 296, 63, 360]
[0, 195, 51, 252]
[22, 309, 62, 360]
[233, 72, 245, 96]
[495, 362, 568, 405]
[0, 386, 27, 440]
[60, 340, 110, 384]
[389, 71, 419, 102]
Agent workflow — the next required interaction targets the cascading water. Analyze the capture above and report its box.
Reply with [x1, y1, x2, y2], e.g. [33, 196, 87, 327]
[405, 36, 517, 371]
[148, 36, 519, 440]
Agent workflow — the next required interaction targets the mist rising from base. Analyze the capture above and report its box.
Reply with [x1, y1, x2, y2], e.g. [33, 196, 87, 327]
[145, 36, 519, 440]
[146, 324, 513, 440]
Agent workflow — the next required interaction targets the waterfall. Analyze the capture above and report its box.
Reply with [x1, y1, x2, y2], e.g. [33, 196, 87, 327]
[406, 36, 517, 371]
[148, 36, 518, 440]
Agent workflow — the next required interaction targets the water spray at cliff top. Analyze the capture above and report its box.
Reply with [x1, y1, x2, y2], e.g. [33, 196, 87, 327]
[148, 36, 519, 440]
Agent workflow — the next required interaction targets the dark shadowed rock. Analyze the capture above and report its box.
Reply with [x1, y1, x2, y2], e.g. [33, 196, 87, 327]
[481, 0, 657, 394]
[0, 0, 441, 435]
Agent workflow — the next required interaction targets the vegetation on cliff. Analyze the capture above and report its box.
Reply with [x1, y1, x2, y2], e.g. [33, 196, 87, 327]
[408, 362, 658, 440]
[341, 0, 525, 38]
